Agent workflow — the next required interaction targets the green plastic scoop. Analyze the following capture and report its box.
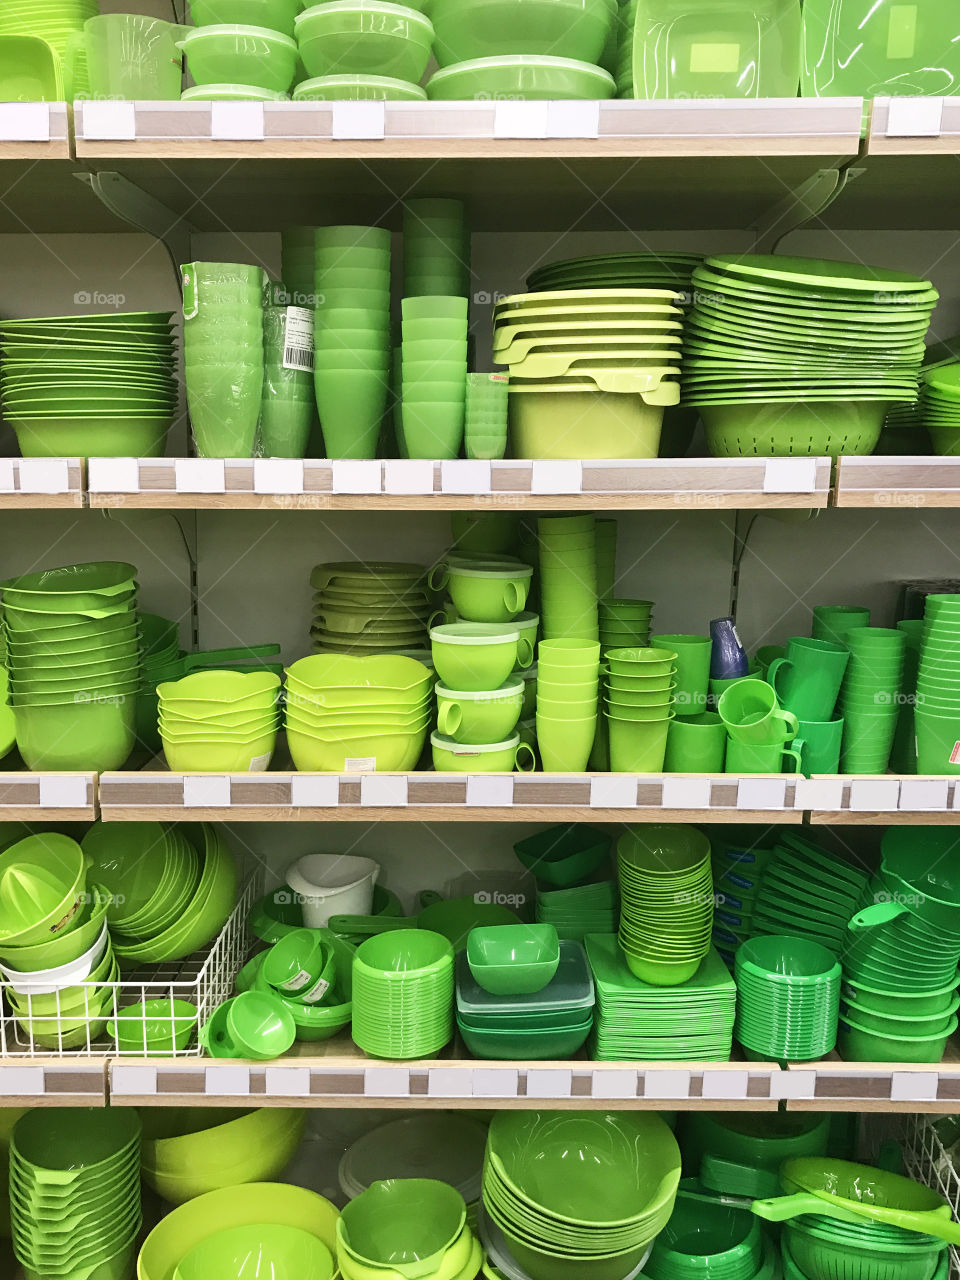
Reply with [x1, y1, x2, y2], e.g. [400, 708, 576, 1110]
[752, 1158, 960, 1244]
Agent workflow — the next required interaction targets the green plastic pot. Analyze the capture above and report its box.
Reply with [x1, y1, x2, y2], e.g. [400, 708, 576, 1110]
[179, 24, 298, 92]
[467, 923, 559, 995]
[435, 679, 523, 745]
[296, 1, 434, 80]
[431, 731, 534, 773]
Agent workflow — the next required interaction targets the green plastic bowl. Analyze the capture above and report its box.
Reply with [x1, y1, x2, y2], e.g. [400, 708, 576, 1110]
[0, 884, 109, 969]
[9, 415, 172, 460]
[427, 53, 615, 100]
[430, 0, 614, 66]
[175, 1225, 333, 1280]
[179, 24, 298, 92]
[286, 723, 427, 771]
[842, 978, 960, 1017]
[162, 729, 277, 773]
[355, 928, 453, 977]
[108, 999, 198, 1055]
[188, 0, 301, 37]
[435, 678, 523, 745]
[457, 1012, 592, 1060]
[296, 1, 435, 80]
[0, 833, 88, 946]
[838, 1014, 958, 1064]
[201, 990, 296, 1060]
[431, 731, 534, 773]
[1, 559, 136, 603]
[138, 1183, 340, 1280]
[467, 923, 559, 995]
[339, 1179, 465, 1273]
[261, 928, 336, 1002]
[514, 824, 611, 887]
[431, 623, 531, 692]
[737, 935, 840, 983]
[293, 73, 427, 99]
[840, 995, 959, 1037]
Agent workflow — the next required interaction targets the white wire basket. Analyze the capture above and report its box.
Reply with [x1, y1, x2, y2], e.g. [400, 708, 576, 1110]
[0, 866, 264, 1058]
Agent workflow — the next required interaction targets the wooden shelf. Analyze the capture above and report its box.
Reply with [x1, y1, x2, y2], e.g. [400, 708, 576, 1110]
[803, 776, 960, 823]
[866, 96, 960, 156]
[0, 1059, 107, 1106]
[0, 773, 97, 822]
[84, 457, 832, 511]
[0, 458, 84, 509]
[833, 457, 960, 508]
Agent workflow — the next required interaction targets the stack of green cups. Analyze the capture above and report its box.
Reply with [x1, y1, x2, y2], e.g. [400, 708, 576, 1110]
[601, 599, 654, 653]
[604, 646, 677, 771]
[182, 261, 265, 458]
[734, 935, 841, 1061]
[401, 295, 468, 459]
[10, 1108, 142, 1280]
[617, 824, 714, 986]
[811, 603, 870, 647]
[536, 638, 600, 771]
[352, 930, 454, 1059]
[538, 515, 599, 640]
[889, 617, 924, 773]
[652, 633, 711, 716]
[403, 197, 470, 297]
[915, 594, 960, 774]
[465, 373, 509, 460]
[595, 519, 618, 601]
[314, 225, 391, 459]
[838, 626, 906, 772]
[260, 288, 315, 458]
[280, 225, 317, 303]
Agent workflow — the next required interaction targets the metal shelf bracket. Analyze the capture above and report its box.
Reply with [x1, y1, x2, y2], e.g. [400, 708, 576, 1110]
[751, 163, 866, 253]
[74, 170, 196, 280]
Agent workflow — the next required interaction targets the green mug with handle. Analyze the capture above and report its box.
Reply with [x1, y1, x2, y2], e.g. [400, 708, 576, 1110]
[796, 716, 843, 776]
[718, 679, 799, 746]
[725, 736, 803, 774]
[664, 712, 727, 773]
[767, 637, 849, 722]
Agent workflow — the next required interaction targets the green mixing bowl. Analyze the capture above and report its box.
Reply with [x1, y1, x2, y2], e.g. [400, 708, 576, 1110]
[175, 1224, 333, 1280]
[338, 1179, 465, 1275]
[286, 723, 427, 772]
[0, 884, 109, 969]
[138, 1183, 340, 1280]
[108, 999, 199, 1055]
[296, 1, 435, 80]
[179, 24, 298, 93]
[838, 1014, 957, 1064]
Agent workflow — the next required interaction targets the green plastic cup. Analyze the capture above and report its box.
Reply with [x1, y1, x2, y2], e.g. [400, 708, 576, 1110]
[650, 634, 711, 715]
[604, 697, 675, 722]
[537, 696, 598, 719]
[607, 712, 673, 771]
[435, 679, 523, 745]
[402, 402, 465, 460]
[796, 717, 843, 776]
[915, 710, 960, 774]
[314, 369, 388, 459]
[664, 712, 727, 773]
[811, 604, 870, 647]
[536, 712, 596, 771]
[766, 636, 849, 722]
[725, 737, 802, 774]
[718, 680, 799, 746]
[537, 639, 601, 668]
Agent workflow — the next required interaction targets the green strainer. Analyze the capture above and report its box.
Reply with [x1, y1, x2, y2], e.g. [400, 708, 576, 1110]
[752, 1159, 960, 1245]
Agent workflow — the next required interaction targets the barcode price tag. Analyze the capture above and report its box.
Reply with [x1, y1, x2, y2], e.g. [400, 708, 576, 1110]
[282, 307, 314, 372]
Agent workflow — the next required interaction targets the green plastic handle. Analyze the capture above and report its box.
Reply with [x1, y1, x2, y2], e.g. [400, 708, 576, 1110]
[765, 656, 791, 696]
[848, 900, 909, 932]
[751, 1192, 849, 1223]
[328, 914, 415, 936]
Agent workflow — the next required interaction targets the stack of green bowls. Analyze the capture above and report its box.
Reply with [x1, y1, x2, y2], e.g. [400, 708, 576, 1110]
[586, 933, 736, 1061]
[427, 54, 616, 101]
[537, 881, 619, 940]
[243, 930, 357, 1042]
[921, 363, 960, 455]
[493, 288, 684, 459]
[401, 294, 469, 459]
[617, 825, 714, 986]
[285, 652, 433, 771]
[260, 289, 315, 458]
[10, 1108, 142, 1280]
[429, 0, 616, 65]
[158, 670, 281, 772]
[136, 611, 182, 752]
[646, 1194, 765, 1280]
[107, 823, 237, 967]
[915, 593, 960, 773]
[735, 934, 841, 1061]
[182, 261, 265, 458]
[837, 626, 907, 772]
[1, 559, 140, 770]
[600, 598, 654, 654]
[295, 1, 435, 82]
[482, 1110, 681, 1280]
[294, 71, 428, 99]
[604, 646, 678, 771]
[314, 224, 392, 459]
[685, 1113, 831, 1198]
[352, 929, 455, 1059]
[784, 1214, 946, 1280]
[0, 625, 14, 760]
[465, 373, 509, 460]
[684, 254, 937, 457]
[538, 514, 599, 640]
[403, 198, 470, 298]
[178, 24, 298, 94]
[0, 310, 178, 458]
[311, 560, 432, 655]
[337, 1178, 478, 1280]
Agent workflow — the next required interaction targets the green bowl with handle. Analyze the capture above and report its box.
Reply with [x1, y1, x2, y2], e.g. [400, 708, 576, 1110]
[178, 24, 298, 92]
[431, 731, 534, 773]
[435, 678, 523, 745]
[296, 0, 435, 80]
[431, 623, 531, 692]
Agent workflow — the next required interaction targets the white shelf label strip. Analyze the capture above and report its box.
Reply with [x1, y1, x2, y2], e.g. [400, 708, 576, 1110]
[205, 1065, 250, 1095]
[590, 776, 637, 808]
[592, 1069, 637, 1099]
[37, 775, 89, 809]
[525, 1069, 573, 1099]
[331, 460, 382, 494]
[0, 459, 14, 493]
[332, 101, 386, 140]
[211, 101, 265, 141]
[176, 458, 226, 494]
[365, 1067, 410, 1097]
[885, 97, 944, 137]
[112, 1065, 158, 1096]
[890, 1071, 939, 1102]
[849, 778, 901, 811]
[763, 457, 819, 494]
[383, 459, 435, 495]
[290, 774, 340, 807]
[441, 460, 491, 494]
[264, 1066, 311, 1097]
[360, 774, 408, 807]
[0, 1065, 46, 1096]
[87, 457, 141, 494]
[0, 103, 51, 143]
[82, 101, 136, 141]
[701, 1070, 750, 1101]
[661, 776, 712, 809]
[531, 460, 583, 495]
[17, 458, 71, 494]
[642, 1069, 692, 1100]
[183, 775, 232, 808]
[465, 774, 514, 806]
[253, 459, 305, 495]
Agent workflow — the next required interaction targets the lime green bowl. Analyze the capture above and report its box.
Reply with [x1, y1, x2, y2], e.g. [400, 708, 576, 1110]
[179, 24, 299, 93]
[188, 0, 301, 37]
[0, 833, 88, 946]
[293, 73, 427, 100]
[0, 884, 109, 969]
[431, 623, 530, 692]
[176, 1224, 333, 1280]
[141, 1107, 307, 1205]
[427, 54, 616, 100]
[430, 0, 615, 67]
[9, 415, 172, 460]
[467, 923, 560, 995]
[138, 1183, 340, 1280]
[107, 999, 198, 1055]
[296, 1, 435, 81]
[435, 679, 523, 745]
[338, 1179, 465, 1274]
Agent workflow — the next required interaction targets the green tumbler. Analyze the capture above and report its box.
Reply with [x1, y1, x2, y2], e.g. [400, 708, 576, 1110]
[664, 712, 727, 773]
[812, 604, 870, 647]
[651, 633, 711, 715]
[766, 636, 849, 723]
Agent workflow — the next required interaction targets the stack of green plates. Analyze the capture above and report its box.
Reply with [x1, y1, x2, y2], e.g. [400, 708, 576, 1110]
[0, 311, 178, 459]
[536, 880, 619, 940]
[684, 254, 937, 458]
[352, 929, 454, 1059]
[0, 0, 98, 58]
[528, 252, 702, 302]
[587, 934, 736, 1061]
[10, 1108, 142, 1280]
[921, 364, 960, 456]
